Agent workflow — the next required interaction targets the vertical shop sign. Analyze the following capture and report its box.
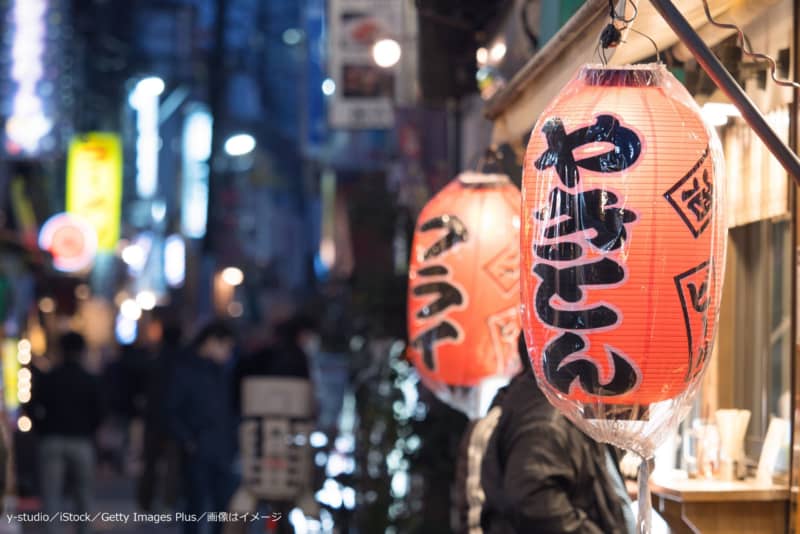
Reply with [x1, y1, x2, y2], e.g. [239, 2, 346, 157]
[1, 339, 19, 411]
[66, 132, 123, 252]
[3, 0, 52, 156]
[181, 106, 212, 239]
[327, 0, 402, 129]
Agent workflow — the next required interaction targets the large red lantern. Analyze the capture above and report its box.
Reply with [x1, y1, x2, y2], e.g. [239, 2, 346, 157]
[408, 173, 521, 417]
[521, 64, 726, 455]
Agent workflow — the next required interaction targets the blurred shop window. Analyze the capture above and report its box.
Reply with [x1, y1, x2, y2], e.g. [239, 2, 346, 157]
[717, 218, 792, 460]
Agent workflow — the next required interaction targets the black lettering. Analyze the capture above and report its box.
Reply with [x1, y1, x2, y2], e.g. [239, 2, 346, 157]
[420, 215, 468, 260]
[674, 261, 713, 382]
[413, 280, 463, 319]
[535, 114, 642, 188]
[688, 281, 709, 312]
[536, 188, 636, 252]
[412, 321, 459, 370]
[534, 242, 583, 261]
[543, 332, 638, 396]
[533, 261, 624, 330]
[531, 115, 643, 397]
[681, 169, 713, 222]
[418, 265, 448, 277]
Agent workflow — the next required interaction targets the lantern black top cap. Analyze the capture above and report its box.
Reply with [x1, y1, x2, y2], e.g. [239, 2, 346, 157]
[580, 63, 664, 87]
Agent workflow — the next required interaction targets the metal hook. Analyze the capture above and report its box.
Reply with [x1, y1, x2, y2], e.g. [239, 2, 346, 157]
[627, 26, 661, 62]
[609, 0, 638, 24]
[701, 0, 800, 88]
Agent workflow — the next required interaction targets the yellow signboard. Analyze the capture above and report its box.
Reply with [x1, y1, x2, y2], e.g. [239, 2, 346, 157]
[2, 339, 19, 411]
[66, 133, 122, 251]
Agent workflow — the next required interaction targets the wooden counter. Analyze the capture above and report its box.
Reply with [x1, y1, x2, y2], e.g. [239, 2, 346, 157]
[650, 473, 790, 533]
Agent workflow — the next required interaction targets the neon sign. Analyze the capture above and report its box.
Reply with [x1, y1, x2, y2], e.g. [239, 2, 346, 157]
[129, 77, 164, 199]
[180, 106, 212, 238]
[4, 0, 53, 156]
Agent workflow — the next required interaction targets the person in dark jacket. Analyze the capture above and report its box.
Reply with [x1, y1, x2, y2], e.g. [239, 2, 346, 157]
[138, 322, 183, 511]
[479, 335, 635, 534]
[235, 314, 316, 411]
[258, 314, 315, 378]
[454, 388, 506, 534]
[31, 332, 105, 534]
[165, 322, 238, 534]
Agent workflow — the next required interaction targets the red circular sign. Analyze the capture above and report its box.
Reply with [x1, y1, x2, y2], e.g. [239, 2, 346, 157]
[38, 213, 98, 272]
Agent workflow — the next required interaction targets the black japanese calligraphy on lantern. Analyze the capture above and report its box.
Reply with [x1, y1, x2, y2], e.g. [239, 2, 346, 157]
[532, 114, 642, 397]
[535, 114, 642, 188]
[543, 333, 639, 396]
[674, 261, 713, 382]
[664, 147, 713, 238]
[535, 188, 638, 253]
[410, 215, 468, 371]
[413, 279, 463, 319]
[421, 215, 468, 261]
[413, 320, 459, 370]
[682, 171, 713, 222]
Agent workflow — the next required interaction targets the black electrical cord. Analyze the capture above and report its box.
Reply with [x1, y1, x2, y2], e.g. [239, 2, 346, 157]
[597, 1, 659, 64]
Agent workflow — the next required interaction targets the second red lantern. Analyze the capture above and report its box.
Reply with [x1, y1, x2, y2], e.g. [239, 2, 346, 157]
[407, 173, 521, 416]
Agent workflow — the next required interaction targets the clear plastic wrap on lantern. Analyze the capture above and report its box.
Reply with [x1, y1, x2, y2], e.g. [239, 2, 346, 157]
[408, 173, 522, 419]
[521, 64, 727, 458]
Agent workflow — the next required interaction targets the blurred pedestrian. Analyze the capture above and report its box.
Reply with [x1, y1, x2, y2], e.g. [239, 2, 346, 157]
[478, 335, 635, 534]
[138, 321, 184, 512]
[100, 339, 149, 475]
[165, 322, 238, 534]
[30, 332, 105, 534]
[231, 315, 319, 533]
[234, 314, 317, 412]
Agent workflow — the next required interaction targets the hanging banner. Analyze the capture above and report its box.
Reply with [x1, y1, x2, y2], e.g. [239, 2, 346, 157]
[327, 0, 402, 129]
[66, 132, 122, 252]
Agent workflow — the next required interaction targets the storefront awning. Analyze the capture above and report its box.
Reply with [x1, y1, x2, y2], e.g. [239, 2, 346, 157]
[485, 0, 781, 145]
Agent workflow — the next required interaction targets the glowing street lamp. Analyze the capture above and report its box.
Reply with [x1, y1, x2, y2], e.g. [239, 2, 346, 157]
[224, 133, 256, 156]
[120, 298, 142, 321]
[221, 267, 244, 286]
[372, 38, 401, 68]
[136, 290, 157, 311]
[322, 78, 336, 96]
[135, 76, 165, 97]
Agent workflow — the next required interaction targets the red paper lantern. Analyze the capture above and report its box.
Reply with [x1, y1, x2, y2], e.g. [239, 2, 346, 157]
[521, 64, 726, 408]
[408, 173, 522, 394]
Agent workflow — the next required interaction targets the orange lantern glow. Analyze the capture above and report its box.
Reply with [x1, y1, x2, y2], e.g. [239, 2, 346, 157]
[521, 64, 726, 453]
[408, 173, 521, 416]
